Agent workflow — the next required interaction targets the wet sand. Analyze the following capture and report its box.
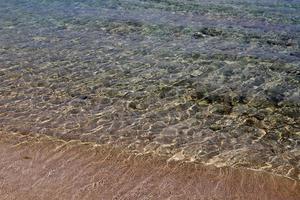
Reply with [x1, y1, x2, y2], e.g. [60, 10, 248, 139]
[1, 0, 300, 181]
[0, 131, 299, 200]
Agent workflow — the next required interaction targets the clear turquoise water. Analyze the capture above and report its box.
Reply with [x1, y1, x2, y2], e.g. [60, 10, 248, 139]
[0, 0, 299, 180]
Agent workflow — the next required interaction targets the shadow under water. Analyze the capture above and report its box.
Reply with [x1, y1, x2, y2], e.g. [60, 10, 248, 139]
[0, 0, 299, 193]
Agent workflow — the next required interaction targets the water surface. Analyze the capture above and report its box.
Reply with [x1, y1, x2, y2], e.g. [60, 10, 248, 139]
[0, 0, 299, 180]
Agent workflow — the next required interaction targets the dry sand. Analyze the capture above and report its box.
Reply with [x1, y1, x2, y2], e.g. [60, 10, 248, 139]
[0, 131, 299, 200]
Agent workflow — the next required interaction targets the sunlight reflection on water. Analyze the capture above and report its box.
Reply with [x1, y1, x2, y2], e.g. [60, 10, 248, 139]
[0, 0, 299, 180]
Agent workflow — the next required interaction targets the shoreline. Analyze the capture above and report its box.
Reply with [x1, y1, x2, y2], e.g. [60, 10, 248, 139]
[0, 131, 299, 200]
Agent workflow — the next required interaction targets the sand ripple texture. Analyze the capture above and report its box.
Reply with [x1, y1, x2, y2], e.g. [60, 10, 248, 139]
[0, 0, 300, 181]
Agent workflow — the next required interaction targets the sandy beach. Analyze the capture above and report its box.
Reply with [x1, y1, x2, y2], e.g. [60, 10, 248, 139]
[1, 1, 300, 199]
[1, 131, 299, 200]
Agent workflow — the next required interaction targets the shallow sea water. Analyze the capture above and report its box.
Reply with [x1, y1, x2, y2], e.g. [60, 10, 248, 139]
[0, 0, 299, 181]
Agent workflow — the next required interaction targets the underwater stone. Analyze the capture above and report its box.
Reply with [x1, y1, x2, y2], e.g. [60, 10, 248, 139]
[192, 32, 205, 39]
[209, 124, 222, 131]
